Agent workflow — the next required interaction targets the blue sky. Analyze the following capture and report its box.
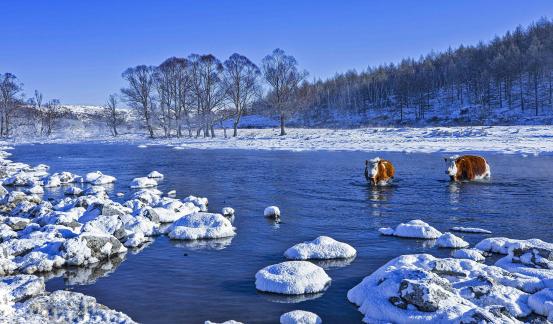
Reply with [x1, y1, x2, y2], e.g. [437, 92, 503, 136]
[2, 0, 553, 105]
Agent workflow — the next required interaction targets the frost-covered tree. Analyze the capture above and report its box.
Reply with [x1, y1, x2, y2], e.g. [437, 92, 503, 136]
[0, 73, 23, 137]
[43, 99, 62, 136]
[121, 65, 157, 138]
[262, 49, 308, 135]
[222, 53, 261, 137]
[104, 94, 125, 136]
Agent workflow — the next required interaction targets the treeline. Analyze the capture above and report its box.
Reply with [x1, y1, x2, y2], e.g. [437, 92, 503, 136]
[295, 18, 553, 125]
[0, 73, 65, 137]
[118, 49, 307, 138]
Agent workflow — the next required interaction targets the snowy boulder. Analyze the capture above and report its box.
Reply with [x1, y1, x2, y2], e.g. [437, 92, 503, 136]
[0, 275, 45, 302]
[147, 171, 164, 178]
[280, 310, 322, 324]
[528, 288, 553, 320]
[61, 232, 127, 266]
[42, 175, 61, 188]
[123, 232, 150, 248]
[255, 261, 331, 295]
[167, 190, 176, 197]
[80, 171, 116, 185]
[129, 177, 158, 189]
[24, 185, 44, 195]
[204, 321, 243, 324]
[452, 248, 486, 262]
[379, 219, 442, 239]
[264, 206, 280, 218]
[143, 201, 199, 223]
[378, 227, 395, 236]
[284, 236, 356, 260]
[13, 290, 137, 323]
[222, 207, 235, 217]
[347, 254, 541, 323]
[436, 232, 469, 248]
[475, 237, 552, 256]
[183, 195, 208, 211]
[64, 186, 83, 196]
[167, 212, 236, 240]
[0, 184, 8, 197]
[450, 226, 492, 234]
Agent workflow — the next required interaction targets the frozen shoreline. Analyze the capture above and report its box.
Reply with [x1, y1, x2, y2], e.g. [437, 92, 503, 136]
[4, 125, 553, 155]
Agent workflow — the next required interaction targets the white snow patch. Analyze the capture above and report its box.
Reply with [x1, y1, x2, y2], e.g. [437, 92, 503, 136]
[167, 212, 236, 240]
[255, 261, 331, 295]
[280, 310, 322, 324]
[436, 232, 469, 248]
[264, 206, 280, 218]
[381, 220, 443, 239]
[451, 226, 492, 234]
[284, 236, 356, 260]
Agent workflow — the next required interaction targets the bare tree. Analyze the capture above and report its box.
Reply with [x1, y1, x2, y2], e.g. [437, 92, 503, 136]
[157, 57, 192, 137]
[262, 49, 308, 135]
[104, 94, 125, 136]
[0, 73, 23, 137]
[222, 53, 261, 137]
[121, 65, 157, 138]
[44, 99, 62, 136]
[188, 54, 225, 138]
[29, 90, 45, 135]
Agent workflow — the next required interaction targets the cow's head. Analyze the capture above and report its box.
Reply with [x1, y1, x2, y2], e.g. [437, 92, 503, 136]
[444, 155, 459, 178]
[365, 157, 381, 183]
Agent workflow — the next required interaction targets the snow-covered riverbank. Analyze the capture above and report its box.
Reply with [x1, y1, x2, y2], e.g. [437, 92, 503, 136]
[5, 125, 553, 155]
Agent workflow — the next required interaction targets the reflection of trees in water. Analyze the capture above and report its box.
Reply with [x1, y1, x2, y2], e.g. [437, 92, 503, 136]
[37, 253, 127, 286]
[257, 290, 326, 304]
[169, 236, 234, 251]
[310, 256, 356, 269]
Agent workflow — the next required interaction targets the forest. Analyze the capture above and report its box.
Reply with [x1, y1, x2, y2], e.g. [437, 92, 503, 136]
[2, 18, 553, 138]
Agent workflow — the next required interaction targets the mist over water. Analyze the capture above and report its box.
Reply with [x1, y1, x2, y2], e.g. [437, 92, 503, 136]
[11, 144, 553, 323]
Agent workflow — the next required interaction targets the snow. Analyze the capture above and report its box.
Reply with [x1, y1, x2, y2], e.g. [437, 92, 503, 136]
[528, 288, 553, 319]
[475, 237, 552, 255]
[264, 206, 280, 218]
[167, 212, 236, 240]
[79, 171, 116, 185]
[452, 248, 486, 262]
[147, 171, 164, 178]
[129, 177, 158, 189]
[221, 207, 235, 217]
[284, 236, 356, 260]
[255, 261, 331, 295]
[280, 310, 322, 324]
[450, 226, 492, 234]
[380, 220, 443, 239]
[436, 232, 469, 248]
[347, 254, 541, 323]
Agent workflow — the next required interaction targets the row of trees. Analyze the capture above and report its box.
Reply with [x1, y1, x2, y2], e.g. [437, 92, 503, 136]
[119, 48, 307, 137]
[0, 73, 64, 137]
[294, 18, 553, 124]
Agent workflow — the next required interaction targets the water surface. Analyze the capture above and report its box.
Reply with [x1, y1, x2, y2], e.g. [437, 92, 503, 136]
[11, 144, 553, 323]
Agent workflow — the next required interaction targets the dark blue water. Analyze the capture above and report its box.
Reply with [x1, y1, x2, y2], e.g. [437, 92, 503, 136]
[10, 144, 553, 324]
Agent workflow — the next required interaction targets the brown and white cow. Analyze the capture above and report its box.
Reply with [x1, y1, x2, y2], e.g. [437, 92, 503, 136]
[365, 157, 395, 186]
[445, 155, 491, 182]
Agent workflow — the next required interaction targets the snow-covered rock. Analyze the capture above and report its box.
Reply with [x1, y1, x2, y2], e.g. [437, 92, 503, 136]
[204, 321, 243, 324]
[147, 171, 164, 178]
[255, 261, 331, 295]
[13, 290, 136, 323]
[183, 195, 208, 211]
[264, 206, 280, 218]
[167, 212, 236, 240]
[452, 248, 486, 262]
[61, 232, 127, 266]
[528, 288, 553, 320]
[347, 254, 541, 323]
[24, 185, 44, 195]
[379, 220, 442, 239]
[80, 171, 116, 185]
[450, 226, 492, 234]
[284, 236, 356, 260]
[129, 177, 157, 189]
[436, 232, 469, 248]
[0, 275, 45, 302]
[64, 186, 83, 196]
[280, 310, 322, 324]
[222, 207, 235, 217]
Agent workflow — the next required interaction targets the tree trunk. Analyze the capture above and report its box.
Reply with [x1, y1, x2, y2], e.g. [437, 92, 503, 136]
[279, 112, 286, 136]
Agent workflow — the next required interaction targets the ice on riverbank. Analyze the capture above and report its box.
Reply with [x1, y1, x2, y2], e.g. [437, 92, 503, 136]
[379, 220, 442, 239]
[284, 236, 356, 260]
[452, 248, 486, 262]
[255, 261, 331, 295]
[129, 177, 158, 189]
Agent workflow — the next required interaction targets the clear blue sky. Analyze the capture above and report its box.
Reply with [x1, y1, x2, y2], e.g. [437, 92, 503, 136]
[2, 0, 553, 105]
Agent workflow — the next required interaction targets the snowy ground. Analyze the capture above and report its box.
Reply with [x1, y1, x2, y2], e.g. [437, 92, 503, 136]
[6, 125, 553, 155]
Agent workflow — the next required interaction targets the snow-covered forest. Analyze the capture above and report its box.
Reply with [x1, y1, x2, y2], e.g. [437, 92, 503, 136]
[2, 19, 553, 139]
